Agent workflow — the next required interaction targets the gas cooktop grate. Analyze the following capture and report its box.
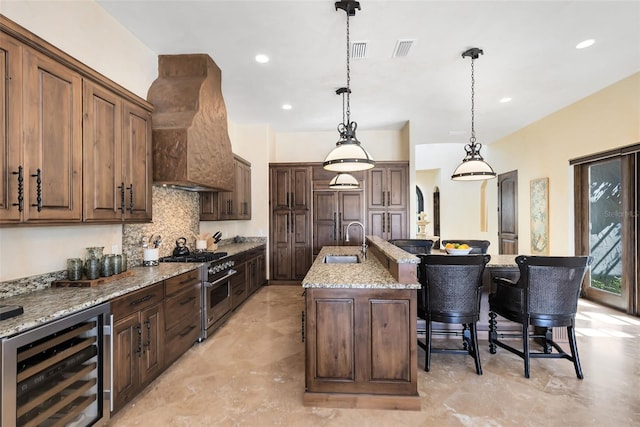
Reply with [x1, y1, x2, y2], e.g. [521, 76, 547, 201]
[159, 252, 228, 263]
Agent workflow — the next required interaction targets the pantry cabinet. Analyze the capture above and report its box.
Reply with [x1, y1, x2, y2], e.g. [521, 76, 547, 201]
[366, 162, 409, 240]
[269, 164, 313, 283]
[83, 81, 152, 222]
[0, 15, 153, 226]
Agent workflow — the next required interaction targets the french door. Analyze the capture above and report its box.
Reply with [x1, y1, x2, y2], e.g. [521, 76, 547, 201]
[573, 145, 639, 314]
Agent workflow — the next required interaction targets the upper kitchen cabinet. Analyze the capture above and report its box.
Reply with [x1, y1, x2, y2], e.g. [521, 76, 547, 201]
[200, 155, 251, 221]
[271, 165, 311, 210]
[83, 81, 152, 222]
[1, 16, 153, 226]
[0, 36, 83, 224]
[366, 162, 409, 240]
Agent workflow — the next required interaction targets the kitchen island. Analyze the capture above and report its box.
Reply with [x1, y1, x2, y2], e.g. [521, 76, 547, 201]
[302, 236, 421, 410]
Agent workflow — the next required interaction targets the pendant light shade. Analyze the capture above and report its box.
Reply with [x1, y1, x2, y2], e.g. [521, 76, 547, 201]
[323, 1, 374, 173]
[451, 47, 496, 181]
[329, 172, 359, 189]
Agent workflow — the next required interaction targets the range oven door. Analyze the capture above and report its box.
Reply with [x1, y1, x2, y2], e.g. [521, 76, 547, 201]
[203, 269, 236, 332]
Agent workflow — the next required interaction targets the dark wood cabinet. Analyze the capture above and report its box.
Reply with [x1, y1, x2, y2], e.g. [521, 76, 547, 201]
[163, 270, 201, 367]
[304, 287, 418, 408]
[1, 16, 153, 226]
[313, 190, 365, 257]
[200, 155, 251, 221]
[0, 45, 84, 224]
[367, 162, 409, 240]
[270, 165, 313, 282]
[111, 282, 164, 413]
[82, 81, 152, 222]
[246, 245, 266, 295]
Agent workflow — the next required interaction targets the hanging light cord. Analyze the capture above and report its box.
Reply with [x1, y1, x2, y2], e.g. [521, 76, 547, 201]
[470, 56, 476, 144]
[345, 9, 352, 125]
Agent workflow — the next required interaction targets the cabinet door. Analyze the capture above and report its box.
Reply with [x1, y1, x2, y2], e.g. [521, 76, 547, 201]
[367, 168, 386, 210]
[292, 210, 313, 280]
[239, 160, 251, 219]
[122, 101, 152, 222]
[139, 303, 164, 386]
[23, 48, 82, 222]
[387, 211, 407, 240]
[368, 210, 387, 240]
[313, 191, 338, 255]
[257, 253, 266, 286]
[83, 81, 122, 222]
[271, 210, 292, 281]
[386, 166, 408, 209]
[199, 191, 218, 220]
[291, 167, 311, 210]
[270, 167, 291, 210]
[113, 312, 140, 412]
[0, 35, 22, 223]
[339, 191, 365, 246]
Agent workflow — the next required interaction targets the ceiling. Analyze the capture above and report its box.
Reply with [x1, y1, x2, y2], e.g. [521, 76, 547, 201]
[96, 0, 640, 146]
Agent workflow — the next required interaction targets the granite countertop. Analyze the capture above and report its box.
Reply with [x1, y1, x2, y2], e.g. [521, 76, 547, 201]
[0, 241, 266, 340]
[302, 245, 420, 290]
[366, 235, 420, 264]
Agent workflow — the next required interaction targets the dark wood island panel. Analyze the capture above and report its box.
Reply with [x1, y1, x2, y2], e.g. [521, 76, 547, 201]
[304, 287, 420, 411]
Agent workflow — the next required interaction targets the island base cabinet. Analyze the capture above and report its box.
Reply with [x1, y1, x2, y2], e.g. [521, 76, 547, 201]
[304, 288, 420, 410]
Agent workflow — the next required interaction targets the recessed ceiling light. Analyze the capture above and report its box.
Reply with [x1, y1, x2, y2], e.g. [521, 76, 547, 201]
[281, 104, 292, 110]
[255, 54, 269, 64]
[499, 97, 512, 103]
[576, 39, 595, 49]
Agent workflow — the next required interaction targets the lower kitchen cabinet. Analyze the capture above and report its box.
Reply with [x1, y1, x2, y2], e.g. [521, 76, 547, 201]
[304, 287, 418, 406]
[111, 282, 164, 413]
[231, 256, 247, 310]
[163, 269, 202, 367]
[246, 245, 267, 296]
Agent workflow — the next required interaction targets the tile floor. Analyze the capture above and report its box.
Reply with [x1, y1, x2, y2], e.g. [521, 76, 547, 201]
[109, 286, 640, 427]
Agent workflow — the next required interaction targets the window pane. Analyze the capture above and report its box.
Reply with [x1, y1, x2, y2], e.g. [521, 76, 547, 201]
[588, 159, 623, 295]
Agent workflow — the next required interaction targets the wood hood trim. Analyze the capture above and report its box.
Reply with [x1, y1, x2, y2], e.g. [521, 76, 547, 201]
[148, 54, 234, 192]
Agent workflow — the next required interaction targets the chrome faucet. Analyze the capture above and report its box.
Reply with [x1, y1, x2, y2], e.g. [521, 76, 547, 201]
[345, 221, 367, 259]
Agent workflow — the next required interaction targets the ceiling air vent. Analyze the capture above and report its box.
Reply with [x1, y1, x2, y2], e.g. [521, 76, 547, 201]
[351, 41, 367, 59]
[393, 39, 415, 58]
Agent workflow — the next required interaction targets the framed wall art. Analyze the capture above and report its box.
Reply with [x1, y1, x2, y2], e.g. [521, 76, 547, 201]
[530, 177, 549, 255]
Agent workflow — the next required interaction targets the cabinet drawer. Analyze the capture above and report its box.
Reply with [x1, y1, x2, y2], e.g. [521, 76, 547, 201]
[111, 282, 164, 320]
[164, 284, 201, 331]
[164, 312, 201, 366]
[165, 269, 201, 297]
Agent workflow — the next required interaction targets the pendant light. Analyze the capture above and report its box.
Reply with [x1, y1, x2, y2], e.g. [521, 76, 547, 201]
[451, 48, 497, 181]
[329, 172, 360, 189]
[323, 0, 375, 172]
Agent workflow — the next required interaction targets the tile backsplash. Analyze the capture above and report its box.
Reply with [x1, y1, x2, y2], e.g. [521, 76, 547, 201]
[123, 186, 200, 267]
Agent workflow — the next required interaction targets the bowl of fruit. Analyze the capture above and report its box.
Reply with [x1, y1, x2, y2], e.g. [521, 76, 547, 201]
[444, 243, 472, 255]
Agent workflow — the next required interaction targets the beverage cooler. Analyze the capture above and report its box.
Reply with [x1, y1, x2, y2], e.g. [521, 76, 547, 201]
[1, 303, 110, 426]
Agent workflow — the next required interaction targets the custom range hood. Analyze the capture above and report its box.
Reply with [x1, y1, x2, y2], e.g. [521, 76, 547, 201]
[148, 54, 234, 191]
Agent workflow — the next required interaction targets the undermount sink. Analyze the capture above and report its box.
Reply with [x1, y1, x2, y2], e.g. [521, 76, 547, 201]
[323, 255, 360, 264]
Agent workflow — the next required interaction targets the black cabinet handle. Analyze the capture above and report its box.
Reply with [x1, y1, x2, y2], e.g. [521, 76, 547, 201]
[136, 324, 142, 357]
[387, 191, 391, 206]
[11, 166, 24, 212]
[31, 168, 42, 211]
[387, 213, 391, 235]
[382, 213, 386, 233]
[179, 296, 196, 306]
[290, 192, 294, 208]
[127, 184, 134, 213]
[285, 192, 289, 208]
[179, 324, 196, 338]
[290, 212, 294, 233]
[339, 212, 342, 241]
[145, 319, 151, 349]
[301, 311, 305, 343]
[130, 294, 154, 306]
[333, 212, 337, 240]
[118, 182, 125, 213]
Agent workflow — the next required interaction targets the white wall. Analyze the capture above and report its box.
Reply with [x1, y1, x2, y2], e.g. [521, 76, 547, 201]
[0, 0, 157, 281]
[486, 72, 640, 256]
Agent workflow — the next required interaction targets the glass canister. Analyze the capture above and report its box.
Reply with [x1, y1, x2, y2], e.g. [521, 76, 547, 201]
[85, 258, 100, 280]
[86, 246, 104, 261]
[113, 254, 123, 275]
[101, 255, 113, 277]
[67, 258, 83, 281]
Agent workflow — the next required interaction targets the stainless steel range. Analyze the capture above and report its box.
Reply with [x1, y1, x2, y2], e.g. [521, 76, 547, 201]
[159, 251, 236, 340]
